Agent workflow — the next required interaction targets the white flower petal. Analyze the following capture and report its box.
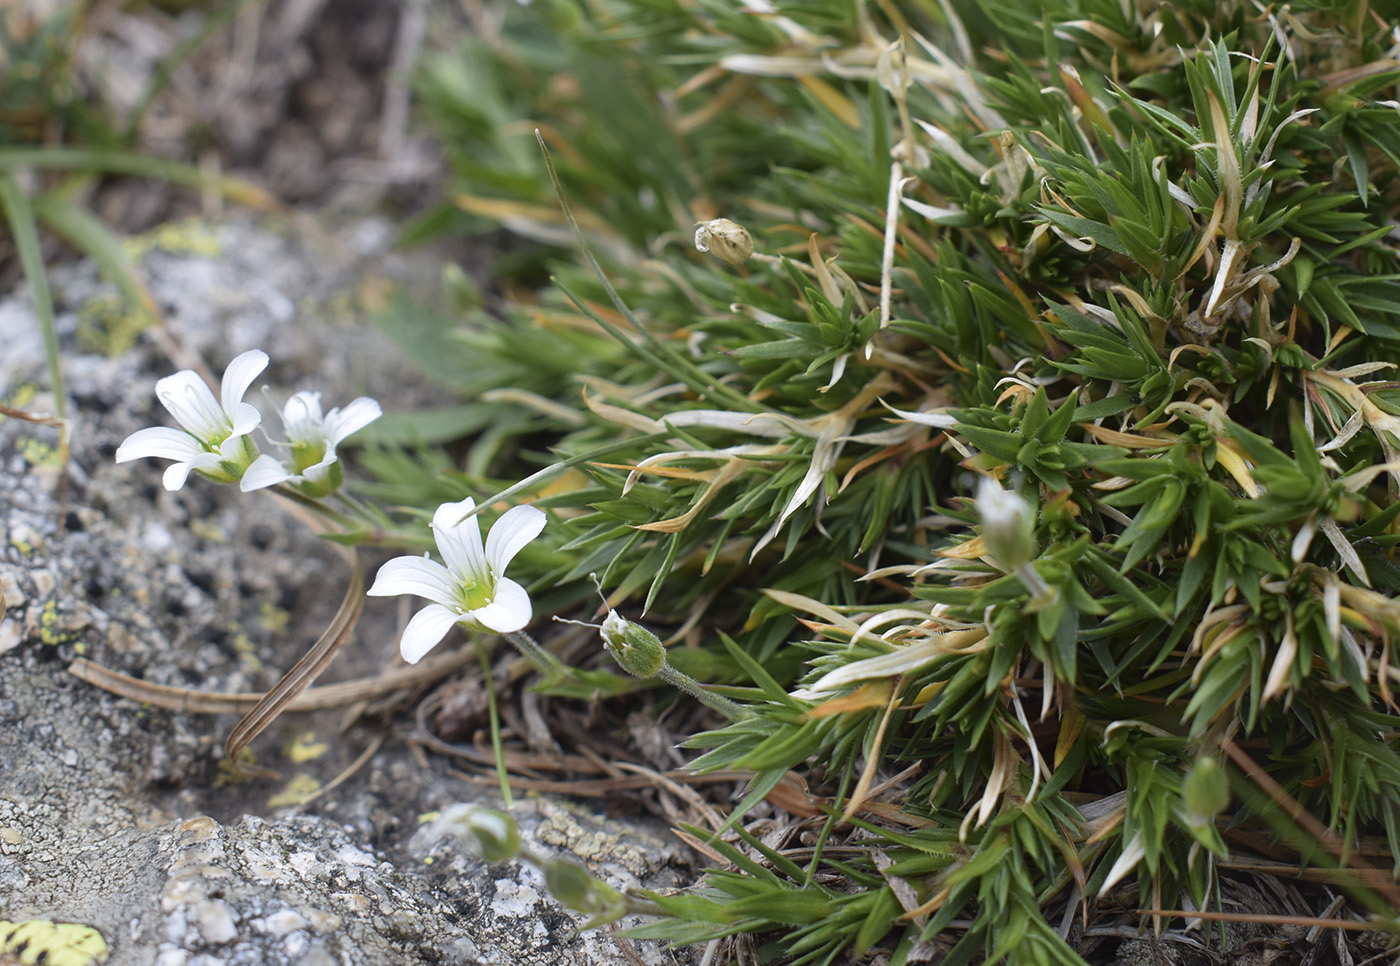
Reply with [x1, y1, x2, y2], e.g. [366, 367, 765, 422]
[399, 604, 461, 664]
[367, 555, 459, 605]
[240, 454, 293, 492]
[281, 391, 325, 441]
[229, 402, 262, 438]
[325, 397, 381, 446]
[216, 431, 252, 461]
[115, 426, 203, 464]
[368, 497, 545, 648]
[433, 498, 487, 581]
[221, 350, 269, 418]
[469, 577, 532, 633]
[156, 370, 226, 437]
[162, 461, 195, 491]
[298, 455, 336, 486]
[162, 452, 221, 491]
[484, 505, 547, 573]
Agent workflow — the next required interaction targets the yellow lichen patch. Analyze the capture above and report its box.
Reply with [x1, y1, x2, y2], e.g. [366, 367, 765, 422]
[38, 600, 71, 646]
[122, 219, 222, 260]
[187, 518, 228, 544]
[0, 919, 108, 966]
[259, 602, 290, 634]
[230, 623, 263, 674]
[16, 437, 61, 470]
[76, 294, 149, 358]
[268, 773, 321, 807]
[1, 384, 39, 411]
[286, 731, 328, 763]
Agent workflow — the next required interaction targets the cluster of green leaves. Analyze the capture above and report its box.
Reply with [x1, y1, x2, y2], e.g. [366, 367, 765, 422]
[386, 0, 1400, 962]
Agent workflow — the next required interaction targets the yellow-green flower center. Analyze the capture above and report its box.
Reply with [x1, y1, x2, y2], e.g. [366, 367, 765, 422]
[456, 576, 494, 612]
[291, 440, 327, 474]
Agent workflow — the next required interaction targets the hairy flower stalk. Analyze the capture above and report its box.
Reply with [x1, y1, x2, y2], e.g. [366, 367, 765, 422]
[600, 611, 750, 720]
[367, 498, 546, 664]
[115, 349, 268, 490]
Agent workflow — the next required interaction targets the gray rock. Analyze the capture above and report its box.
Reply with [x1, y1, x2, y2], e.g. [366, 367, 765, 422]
[0, 215, 696, 965]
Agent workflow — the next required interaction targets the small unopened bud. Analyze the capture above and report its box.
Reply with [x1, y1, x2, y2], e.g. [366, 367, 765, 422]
[544, 858, 625, 918]
[1181, 756, 1230, 823]
[434, 804, 521, 863]
[695, 218, 754, 266]
[601, 610, 666, 678]
[977, 477, 1037, 570]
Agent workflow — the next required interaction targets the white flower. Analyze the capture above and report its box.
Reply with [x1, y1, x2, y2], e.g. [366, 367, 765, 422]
[240, 390, 382, 496]
[366, 498, 547, 663]
[977, 476, 1036, 570]
[115, 350, 268, 491]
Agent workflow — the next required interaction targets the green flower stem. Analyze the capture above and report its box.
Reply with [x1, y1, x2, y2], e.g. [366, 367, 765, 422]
[267, 483, 355, 530]
[1015, 563, 1057, 610]
[505, 629, 569, 687]
[656, 663, 751, 721]
[476, 640, 512, 809]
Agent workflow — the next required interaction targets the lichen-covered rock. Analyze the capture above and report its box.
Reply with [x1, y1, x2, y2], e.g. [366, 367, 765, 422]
[0, 215, 695, 965]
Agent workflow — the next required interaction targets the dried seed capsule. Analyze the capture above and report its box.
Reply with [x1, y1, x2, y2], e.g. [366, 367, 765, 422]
[694, 218, 754, 266]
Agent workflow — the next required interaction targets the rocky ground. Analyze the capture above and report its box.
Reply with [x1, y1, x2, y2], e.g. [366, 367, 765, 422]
[0, 215, 699, 966]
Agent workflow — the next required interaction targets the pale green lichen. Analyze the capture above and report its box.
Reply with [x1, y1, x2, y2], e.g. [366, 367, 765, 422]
[38, 599, 71, 646]
[17, 436, 62, 469]
[259, 601, 290, 633]
[76, 293, 148, 358]
[122, 219, 222, 261]
[187, 518, 228, 544]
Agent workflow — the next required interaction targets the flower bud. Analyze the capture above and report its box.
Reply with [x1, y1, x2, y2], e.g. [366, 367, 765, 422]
[543, 858, 625, 918]
[695, 218, 754, 266]
[433, 803, 521, 863]
[600, 610, 666, 679]
[1181, 756, 1230, 822]
[977, 476, 1037, 570]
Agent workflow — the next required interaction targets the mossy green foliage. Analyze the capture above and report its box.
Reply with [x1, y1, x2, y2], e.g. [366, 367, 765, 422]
[382, 1, 1400, 962]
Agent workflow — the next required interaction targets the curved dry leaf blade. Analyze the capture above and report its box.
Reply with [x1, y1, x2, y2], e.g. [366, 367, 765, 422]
[68, 644, 473, 714]
[224, 551, 365, 763]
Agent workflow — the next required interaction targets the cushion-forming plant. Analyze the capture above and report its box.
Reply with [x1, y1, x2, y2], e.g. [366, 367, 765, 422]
[365, 1, 1400, 962]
